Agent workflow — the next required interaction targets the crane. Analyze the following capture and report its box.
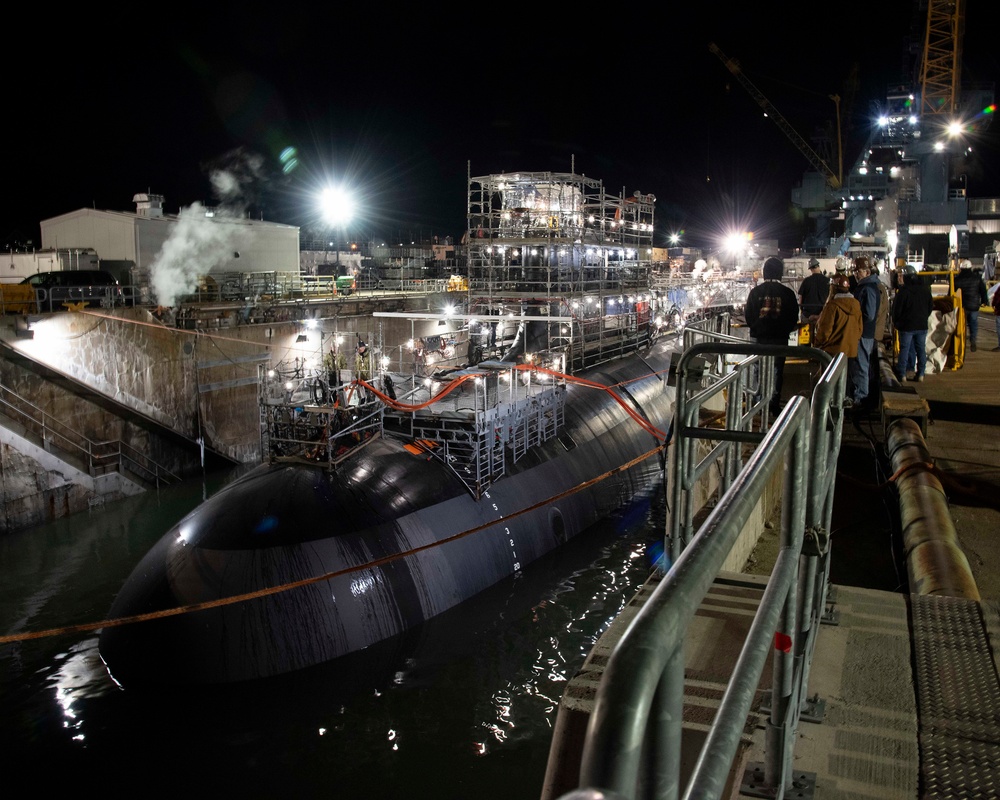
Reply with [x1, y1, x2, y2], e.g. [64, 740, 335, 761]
[919, 0, 964, 118]
[709, 42, 843, 190]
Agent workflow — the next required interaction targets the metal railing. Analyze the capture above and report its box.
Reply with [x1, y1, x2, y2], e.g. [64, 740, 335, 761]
[0, 383, 182, 487]
[259, 368, 386, 468]
[556, 344, 848, 800]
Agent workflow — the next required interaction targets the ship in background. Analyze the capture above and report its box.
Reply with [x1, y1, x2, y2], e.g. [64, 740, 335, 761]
[712, 1, 997, 273]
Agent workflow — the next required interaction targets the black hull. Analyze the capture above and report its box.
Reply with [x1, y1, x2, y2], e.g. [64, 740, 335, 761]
[98, 344, 676, 685]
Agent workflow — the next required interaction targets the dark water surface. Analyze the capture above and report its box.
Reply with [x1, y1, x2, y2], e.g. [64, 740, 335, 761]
[0, 471, 663, 799]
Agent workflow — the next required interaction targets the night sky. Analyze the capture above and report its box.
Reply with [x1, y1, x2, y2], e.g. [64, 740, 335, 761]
[5, 2, 998, 253]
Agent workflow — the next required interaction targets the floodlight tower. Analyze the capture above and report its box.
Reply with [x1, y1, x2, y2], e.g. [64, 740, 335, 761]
[319, 186, 355, 266]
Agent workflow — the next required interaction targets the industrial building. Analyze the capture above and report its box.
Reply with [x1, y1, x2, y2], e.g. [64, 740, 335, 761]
[39, 192, 299, 303]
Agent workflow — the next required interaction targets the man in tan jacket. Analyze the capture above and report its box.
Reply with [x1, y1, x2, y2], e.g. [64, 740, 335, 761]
[815, 274, 863, 405]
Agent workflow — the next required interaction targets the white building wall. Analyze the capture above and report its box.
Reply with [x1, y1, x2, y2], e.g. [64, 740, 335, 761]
[134, 216, 173, 269]
[219, 219, 300, 274]
[40, 208, 301, 276]
[41, 210, 140, 262]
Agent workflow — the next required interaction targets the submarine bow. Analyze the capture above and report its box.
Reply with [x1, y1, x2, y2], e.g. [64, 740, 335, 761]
[99, 345, 675, 686]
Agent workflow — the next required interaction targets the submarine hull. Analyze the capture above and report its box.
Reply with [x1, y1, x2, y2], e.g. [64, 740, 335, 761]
[99, 345, 675, 686]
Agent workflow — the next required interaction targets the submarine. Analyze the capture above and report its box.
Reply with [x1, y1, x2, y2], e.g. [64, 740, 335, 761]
[98, 333, 677, 687]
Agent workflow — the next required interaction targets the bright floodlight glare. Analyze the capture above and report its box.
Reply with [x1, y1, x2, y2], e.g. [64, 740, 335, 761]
[724, 232, 747, 254]
[947, 120, 964, 137]
[319, 186, 354, 226]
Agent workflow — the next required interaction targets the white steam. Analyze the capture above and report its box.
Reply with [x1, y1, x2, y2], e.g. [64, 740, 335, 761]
[149, 202, 238, 308]
[149, 150, 265, 308]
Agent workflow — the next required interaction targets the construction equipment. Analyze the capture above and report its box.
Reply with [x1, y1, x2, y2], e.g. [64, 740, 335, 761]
[709, 42, 842, 190]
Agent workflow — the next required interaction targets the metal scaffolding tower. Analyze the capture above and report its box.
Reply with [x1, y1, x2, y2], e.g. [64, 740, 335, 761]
[465, 167, 657, 369]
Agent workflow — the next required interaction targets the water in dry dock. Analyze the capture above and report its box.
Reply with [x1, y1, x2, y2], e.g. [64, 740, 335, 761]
[0, 469, 664, 799]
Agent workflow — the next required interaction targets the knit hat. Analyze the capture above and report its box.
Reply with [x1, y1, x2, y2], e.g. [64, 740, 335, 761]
[762, 257, 783, 280]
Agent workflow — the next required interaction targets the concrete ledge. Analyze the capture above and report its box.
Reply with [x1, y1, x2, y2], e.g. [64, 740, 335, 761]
[882, 389, 930, 437]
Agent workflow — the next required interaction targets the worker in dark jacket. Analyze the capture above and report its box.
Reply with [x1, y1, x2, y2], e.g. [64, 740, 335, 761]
[798, 257, 829, 343]
[851, 257, 881, 409]
[892, 266, 934, 382]
[745, 256, 799, 415]
[954, 261, 989, 351]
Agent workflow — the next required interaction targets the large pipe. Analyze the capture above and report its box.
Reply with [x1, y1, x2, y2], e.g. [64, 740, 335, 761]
[885, 418, 980, 600]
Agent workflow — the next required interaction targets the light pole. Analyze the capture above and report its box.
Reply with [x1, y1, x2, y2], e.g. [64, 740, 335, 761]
[319, 186, 355, 272]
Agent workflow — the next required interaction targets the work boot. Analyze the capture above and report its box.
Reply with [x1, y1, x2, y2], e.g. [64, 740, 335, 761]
[971, 341, 977, 352]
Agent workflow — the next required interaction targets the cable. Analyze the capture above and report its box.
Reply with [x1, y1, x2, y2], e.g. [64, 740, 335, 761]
[0, 444, 666, 647]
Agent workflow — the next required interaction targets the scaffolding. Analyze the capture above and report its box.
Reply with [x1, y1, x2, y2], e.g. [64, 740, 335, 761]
[465, 168, 657, 370]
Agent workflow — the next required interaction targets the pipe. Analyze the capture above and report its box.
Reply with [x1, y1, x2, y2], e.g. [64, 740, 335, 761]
[885, 417, 980, 600]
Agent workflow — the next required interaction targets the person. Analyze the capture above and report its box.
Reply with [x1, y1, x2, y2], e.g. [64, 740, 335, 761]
[355, 336, 370, 381]
[992, 285, 1000, 351]
[954, 260, 989, 351]
[891, 266, 933, 382]
[413, 337, 426, 376]
[489, 308, 499, 347]
[814, 274, 863, 360]
[798, 257, 829, 343]
[850, 256, 881, 410]
[872, 263, 890, 344]
[744, 256, 799, 415]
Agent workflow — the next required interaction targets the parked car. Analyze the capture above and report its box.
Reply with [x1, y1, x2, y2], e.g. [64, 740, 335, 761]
[21, 270, 126, 309]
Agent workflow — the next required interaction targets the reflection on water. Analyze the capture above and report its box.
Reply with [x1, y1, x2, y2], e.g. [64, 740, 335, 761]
[0, 471, 663, 799]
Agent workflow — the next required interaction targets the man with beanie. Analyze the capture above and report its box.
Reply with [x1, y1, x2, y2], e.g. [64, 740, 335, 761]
[892, 266, 933, 382]
[798, 257, 829, 343]
[745, 256, 799, 415]
[954, 260, 989, 352]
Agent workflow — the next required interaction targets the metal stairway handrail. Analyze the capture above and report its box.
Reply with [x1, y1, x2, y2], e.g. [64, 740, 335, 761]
[0, 382, 181, 487]
[555, 344, 848, 800]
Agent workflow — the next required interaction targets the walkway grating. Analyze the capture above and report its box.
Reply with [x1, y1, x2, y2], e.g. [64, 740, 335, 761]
[911, 594, 1000, 799]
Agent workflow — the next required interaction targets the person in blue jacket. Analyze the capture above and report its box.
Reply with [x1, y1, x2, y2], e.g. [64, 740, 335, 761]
[851, 257, 881, 409]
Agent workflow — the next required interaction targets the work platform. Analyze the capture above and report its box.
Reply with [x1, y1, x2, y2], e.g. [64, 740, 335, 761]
[544, 322, 1000, 799]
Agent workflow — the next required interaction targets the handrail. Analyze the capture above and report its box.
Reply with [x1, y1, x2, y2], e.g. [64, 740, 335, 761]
[555, 345, 848, 800]
[565, 399, 810, 800]
[0, 382, 180, 486]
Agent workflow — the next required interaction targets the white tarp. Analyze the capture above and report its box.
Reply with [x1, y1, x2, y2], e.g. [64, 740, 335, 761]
[925, 308, 958, 374]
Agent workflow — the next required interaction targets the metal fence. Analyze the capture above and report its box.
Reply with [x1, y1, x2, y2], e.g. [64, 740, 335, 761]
[0, 383, 181, 488]
[555, 342, 848, 800]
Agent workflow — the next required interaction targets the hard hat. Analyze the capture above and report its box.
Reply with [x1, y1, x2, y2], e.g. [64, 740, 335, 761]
[833, 275, 851, 291]
[808, 257, 821, 269]
[853, 256, 871, 272]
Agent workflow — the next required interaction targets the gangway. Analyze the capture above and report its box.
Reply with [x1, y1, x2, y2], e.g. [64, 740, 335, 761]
[547, 333, 849, 800]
